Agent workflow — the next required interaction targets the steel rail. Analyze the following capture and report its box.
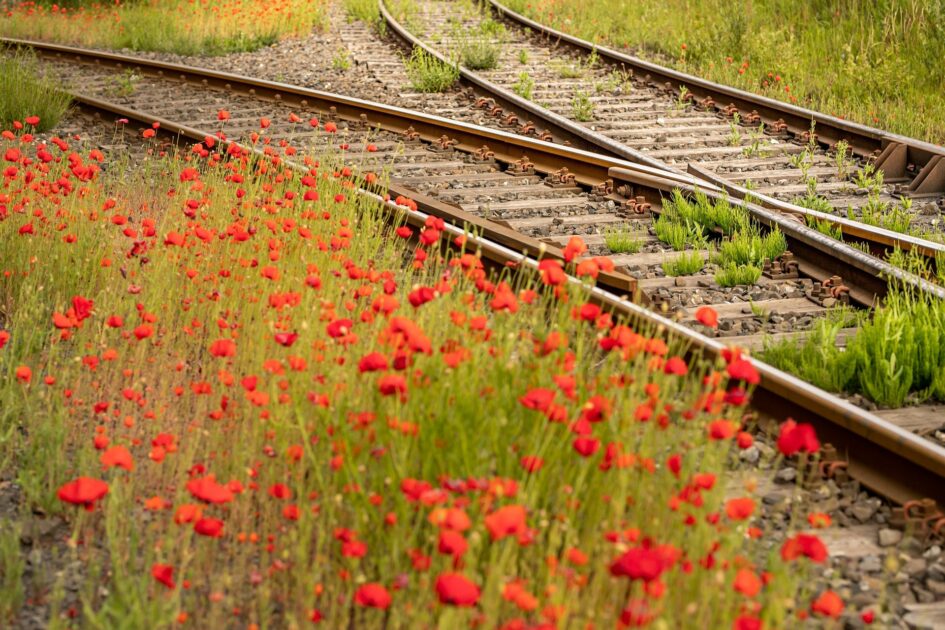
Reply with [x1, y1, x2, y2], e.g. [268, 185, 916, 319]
[376, 0, 680, 175]
[59, 90, 945, 508]
[487, 0, 945, 177]
[374, 3, 945, 273]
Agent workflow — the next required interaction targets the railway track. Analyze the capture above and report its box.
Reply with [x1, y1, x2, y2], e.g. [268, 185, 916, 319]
[7, 39, 945, 525]
[380, 0, 945, 263]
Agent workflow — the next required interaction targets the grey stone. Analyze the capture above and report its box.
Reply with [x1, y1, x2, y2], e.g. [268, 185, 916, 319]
[903, 557, 927, 577]
[774, 467, 796, 483]
[878, 528, 902, 547]
[859, 556, 882, 573]
[851, 502, 878, 523]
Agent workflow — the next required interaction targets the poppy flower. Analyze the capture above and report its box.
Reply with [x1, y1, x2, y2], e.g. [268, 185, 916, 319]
[358, 352, 389, 373]
[274, 332, 298, 347]
[326, 318, 353, 338]
[610, 546, 666, 582]
[811, 590, 844, 618]
[573, 437, 600, 457]
[519, 388, 555, 411]
[776, 419, 820, 455]
[664, 356, 688, 375]
[780, 533, 828, 563]
[152, 563, 176, 589]
[725, 497, 755, 521]
[354, 583, 391, 609]
[733, 568, 761, 597]
[57, 477, 109, 510]
[438, 530, 468, 557]
[378, 374, 407, 396]
[484, 504, 527, 541]
[100, 445, 134, 471]
[734, 615, 762, 630]
[15, 366, 31, 384]
[695, 306, 719, 328]
[194, 517, 225, 538]
[209, 339, 236, 358]
[726, 358, 760, 385]
[187, 475, 234, 504]
[562, 236, 587, 262]
[434, 573, 480, 607]
[0, 330, 9, 349]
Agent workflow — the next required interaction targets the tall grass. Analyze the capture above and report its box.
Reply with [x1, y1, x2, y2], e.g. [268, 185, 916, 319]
[504, 0, 945, 145]
[404, 46, 459, 92]
[0, 0, 327, 55]
[763, 288, 945, 407]
[0, 49, 71, 131]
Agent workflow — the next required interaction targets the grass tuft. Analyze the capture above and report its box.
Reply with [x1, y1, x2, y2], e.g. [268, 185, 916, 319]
[0, 49, 71, 132]
[404, 47, 459, 92]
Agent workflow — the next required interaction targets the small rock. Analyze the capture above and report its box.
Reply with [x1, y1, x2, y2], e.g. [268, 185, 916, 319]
[903, 557, 927, 577]
[878, 528, 902, 547]
[859, 556, 882, 573]
[774, 467, 796, 483]
[923, 545, 941, 560]
[851, 502, 878, 523]
[926, 579, 945, 595]
[738, 446, 760, 464]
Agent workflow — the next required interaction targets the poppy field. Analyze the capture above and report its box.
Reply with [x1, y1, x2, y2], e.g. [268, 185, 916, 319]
[0, 116, 847, 628]
[0, 1, 327, 55]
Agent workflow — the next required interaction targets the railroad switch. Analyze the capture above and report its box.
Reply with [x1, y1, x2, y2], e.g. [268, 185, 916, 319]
[762, 252, 799, 280]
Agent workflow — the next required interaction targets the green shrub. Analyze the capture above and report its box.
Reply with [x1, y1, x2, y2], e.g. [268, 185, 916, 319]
[662, 251, 704, 276]
[714, 263, 761, 286]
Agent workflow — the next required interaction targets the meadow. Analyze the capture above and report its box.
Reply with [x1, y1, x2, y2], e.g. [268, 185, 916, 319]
[0, 112, 838, 626]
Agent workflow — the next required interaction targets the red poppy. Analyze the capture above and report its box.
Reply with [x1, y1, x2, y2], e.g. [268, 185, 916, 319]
[733, 568, 762, 597]
[57, 477, 109, 510]
[194, 517, 225, 537]
[152, 563, 175, 589]
[776, 419, 820, 455]
[725, 497, 755, 521]
[695, 306, 719, 328]
[354, 583, 391, 609]
[781, 533, 828, 563]
[811, 590, 844, 618]
[434, 573, 480, 607]
[187, 475, 234, 504]
[438, 530, 468, 557]
[274, 332, 298, 347]
[100, 445, 134, 471]
[358, 352, 389, 373]
[484, 504, 527, 541]
[209, 339, 236, 358]
[726, 358, 760, 385]
[609, 546, 666, 582]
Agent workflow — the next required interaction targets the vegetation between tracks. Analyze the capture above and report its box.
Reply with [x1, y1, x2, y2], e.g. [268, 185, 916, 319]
[764, 287, 945, 408]
[0, 114, 849, 626]
[0, 0, 327, 55]
[503, 0, 945, 145]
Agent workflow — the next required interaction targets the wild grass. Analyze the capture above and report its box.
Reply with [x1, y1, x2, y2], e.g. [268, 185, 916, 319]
[0, 49, 71, 132]
[342, 0, 381, 23]
[404, 46, 459, 92]
[603, 225, 645, 253]
[714, 228, 787, 268]
[715, 263, 762, 287]
[763, 288, 945, 407]
[513, 71, 534, 99]
[503, 0, 945, 145]
[662, 250, 704, 276]
[0, 127, 827, 626]
[0, 0, 327, 55]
